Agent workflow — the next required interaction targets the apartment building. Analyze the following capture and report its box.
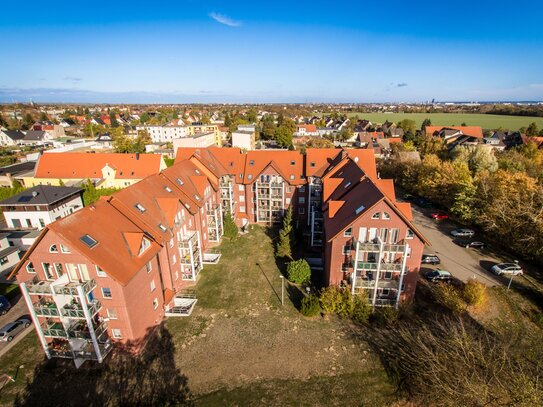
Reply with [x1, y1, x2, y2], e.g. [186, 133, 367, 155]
[0, 185, 84, 230]
[11, 160, 224, 367]
[186, 123, 222, 147]
[11, 146, 424, 366]
[136, 125, 188, 143]
[24, 152, 165, 188]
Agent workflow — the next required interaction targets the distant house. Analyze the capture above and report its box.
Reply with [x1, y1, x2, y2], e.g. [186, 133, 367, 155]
[20, 130, 52, 146]
[0, 129, 26, 146]
[0, 185, 84, 230]
[31, 122, 65, 139]
[0, 234, 21, 275]
[522, 135, 543, 149]
[425, 125, 483, 149]
[353, 120, 372, 132]
[91, 117, 106, 126]
[295, 124, 319, 137]
[95, 133, 114, 149]
[232, 127, 256, 151]
[0, 161, 37, 188]
[24, 152, 165, 189]
[59, 118, 77, 128]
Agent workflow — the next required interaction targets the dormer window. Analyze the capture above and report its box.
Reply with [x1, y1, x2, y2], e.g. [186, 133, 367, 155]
[139, 237, 151, 255]
[158, 224, 167, 232]
[383, 212, 390, 220]
[164, 186, 172, 193]
[49, 244, 58, 253]
[290, 175, 295, 180]
[80, 234, 98, 248]
[248, 174, 253, 180]
[26, 262, 36, 273]
[355, 205, 365, 215]
[372, 212, 380, 219]
[135, 203, 146, 213]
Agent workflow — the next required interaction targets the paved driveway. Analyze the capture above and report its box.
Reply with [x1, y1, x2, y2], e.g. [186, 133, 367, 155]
[411, 206, 504, 287]
[0, 294, 33, 357]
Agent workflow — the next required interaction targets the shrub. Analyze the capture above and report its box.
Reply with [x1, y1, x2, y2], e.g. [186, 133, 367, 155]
[352, 293, 372, 324]
[287, 259, 311, 284]
[371, 306, 399, 326]
[431, 283, 467, 314]
[462, 279, 487, 307]
[319, 286, 344, 314]
[336, 287, 355, 319]
[223, 212, 238, 239]
[300, 294, 321, 317]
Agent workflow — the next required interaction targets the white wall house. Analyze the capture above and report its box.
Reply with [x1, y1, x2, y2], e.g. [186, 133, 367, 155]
[173, 132, 215, 150]
[0, 185, 84, 230]
[136, 125, 188, 143]
[0, 234, 21, 274]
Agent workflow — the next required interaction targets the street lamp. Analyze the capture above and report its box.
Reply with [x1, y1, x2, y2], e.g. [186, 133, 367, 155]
[279, 275, 284, 305]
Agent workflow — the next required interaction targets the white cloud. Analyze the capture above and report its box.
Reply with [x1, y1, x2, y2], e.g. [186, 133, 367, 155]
[209, 12, 241, 27]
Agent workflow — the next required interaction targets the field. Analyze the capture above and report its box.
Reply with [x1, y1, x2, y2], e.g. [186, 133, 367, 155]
[329, 112, 543, 131]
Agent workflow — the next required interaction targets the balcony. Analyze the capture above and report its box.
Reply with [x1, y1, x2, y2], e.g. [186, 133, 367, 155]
[178, 231, 199, 249]
[358, 242, 406, 253]
[26, 280, 53, 296]
[53, 279, 97, 297]
[60, 300, 102, 319]
[43, 322, 67, 338]
[67, 321, 108, 340]
[34, 301, 59, 317]
[356, 279, 399, 289]
[374, 298, 397, 307]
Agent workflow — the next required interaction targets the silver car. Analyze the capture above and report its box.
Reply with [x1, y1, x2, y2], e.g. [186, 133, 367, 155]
[491, 263, 523, 276]
[0, 318, 31, 342]
[450, 229, 475, 238]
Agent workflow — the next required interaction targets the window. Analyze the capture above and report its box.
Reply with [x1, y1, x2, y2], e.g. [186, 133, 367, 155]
[299, 197, 305, 204]
[135, 203, 146, 213]
[158, 224, 167, 232]
[300, 185, 305, 192]
[176, 178, 184, 186]
[298, 207, 305, 214]
[112, 329, 122, 339]
[194, 194, 201, 201]
[96, 265, 107, 277]
[406, 246, 412, 257]
[26, 262, 36, 273]
[344, 227, 352, 237]
[290, 160, 295, 165]
[169, 238, 174, 248]
[42, 263, 54, 280]
[150, 279, 156, 292]
[139, 238, 151, 255]
[240, 206, 246, 213]
[54, 263, 64, 277]
[102, 287, 112, 299]
[238, 185, 244, 191]
[153, 298, 159, 310]
[343, 245, 351, 255]
[406, 229, 414, 239]
[286, 187, 291, 193]
[382, 212, 390, 220]
[390, 228, 399, 244]
[240, 195, 245, 202]
[172, 254, 177, 264]
[249, 160, 254, 165]
[372, 212, 380, 219]
[286, 198, 291, 204]
[355, 205, 365, 215]
[146, 261, 152, 273]
[60, 244, 70, 253]
[0, 257, 8, 266]
[164, 186, 172, 193]
[39, 219, 46, 228]
[49, 244, 58, 253]
[247, 174, 253, 180]
[310, 162, 316, 167]
[80, 234, 98, 248]
[344, 181, 352, 189]
[107, 308, 117, 319]
[290, 175, 295, 180]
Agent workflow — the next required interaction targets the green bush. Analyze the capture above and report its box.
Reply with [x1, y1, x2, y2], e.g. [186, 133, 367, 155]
[319, 286, 344, 314]
[223, 212, 238, 239]
[431, 283, 467, 314]
[287, 259, 311, 284]
[371, 306, 399, 326]
[352, 293, 372, 324]
[336, 288, 355, 319]
[300, 294, 321, 317]
[462, 279, 487, 307]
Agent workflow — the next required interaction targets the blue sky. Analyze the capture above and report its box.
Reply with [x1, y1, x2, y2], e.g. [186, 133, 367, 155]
[1, 0, 542, 103]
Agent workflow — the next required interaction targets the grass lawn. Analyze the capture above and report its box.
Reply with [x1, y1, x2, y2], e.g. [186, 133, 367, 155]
[323, 112, 543, 131]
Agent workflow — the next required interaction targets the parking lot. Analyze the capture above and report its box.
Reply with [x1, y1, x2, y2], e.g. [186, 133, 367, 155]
[0, 293, 33, 357]
[411, 205, 511, 287]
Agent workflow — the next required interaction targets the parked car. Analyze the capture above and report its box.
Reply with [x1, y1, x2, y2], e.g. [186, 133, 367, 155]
[414, 197, 432, 208]
[424, 269, 452, 283]
[421, 254, 441, 265]
[491, 263, 523, 276]
[403, 193, 415, 202]
[431, 212, 449, 220]
[454, 239, 486, 249]
[0, 318, 31, 342]
[450, 229, 475, 238]
[0, 295, 11, 316]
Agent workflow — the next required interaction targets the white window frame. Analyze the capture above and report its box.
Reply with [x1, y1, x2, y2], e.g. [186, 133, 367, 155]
[102, 287, 112, 299]
[95, 265, 107, 277]
[112, 328, 122, 339]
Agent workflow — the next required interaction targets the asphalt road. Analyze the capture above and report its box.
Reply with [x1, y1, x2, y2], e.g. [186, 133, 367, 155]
[0, 294, 33, 357]
[411, 205, 505, 287]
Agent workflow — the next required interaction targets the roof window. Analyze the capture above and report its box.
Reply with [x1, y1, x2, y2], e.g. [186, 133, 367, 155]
[355, 205, 365, 215]
[290, 160, 295, 165]
[164, 186, 172, 193]
[158, 224, 167, 232]
[344, 182, 352, 189]
[310, 162, 316, 167]
[80, 234, 98, 248]
[249, 160, 254, 166]
[135, 203, 146, 213]
[176, 178, 184, 186]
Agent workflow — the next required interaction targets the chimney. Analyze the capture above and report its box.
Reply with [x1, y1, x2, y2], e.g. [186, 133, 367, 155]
[136, 153, 140, 160]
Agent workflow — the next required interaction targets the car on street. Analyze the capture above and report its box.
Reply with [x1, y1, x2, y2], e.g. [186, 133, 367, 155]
[491, 263, 523, 276]
[450, 228, 475, 238]
[0, 318, 31, 342]
[424, 269, 453, 283]
[0, 295, 11, 315]
[431, 212, 449, 220]
[421, 254, 441, 265]
[453, 239, 486, 249]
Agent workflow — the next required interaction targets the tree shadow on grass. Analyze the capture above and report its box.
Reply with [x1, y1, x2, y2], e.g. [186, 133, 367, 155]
[286, 282, 305, 311]
[13, 323, 193, 407]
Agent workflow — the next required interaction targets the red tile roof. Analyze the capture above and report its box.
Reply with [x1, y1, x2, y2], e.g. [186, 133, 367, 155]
[243, 150, 304, 185]
[425, 126, 483, 139]
[297, 124, 317, 133]
[35, 153, 163, 180]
